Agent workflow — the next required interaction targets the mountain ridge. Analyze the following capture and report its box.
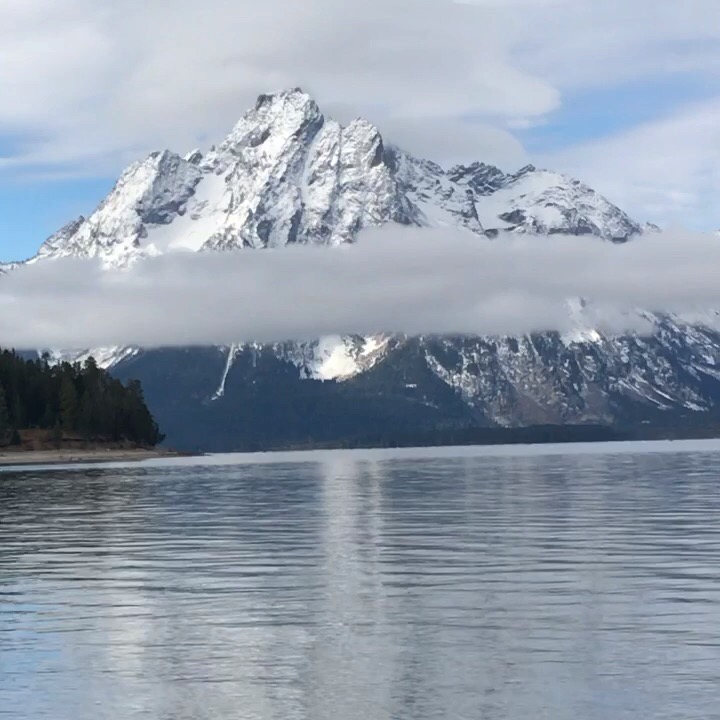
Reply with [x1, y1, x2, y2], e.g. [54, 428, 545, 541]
[7, 87, 720, 451]
[29, 87, 644, 269]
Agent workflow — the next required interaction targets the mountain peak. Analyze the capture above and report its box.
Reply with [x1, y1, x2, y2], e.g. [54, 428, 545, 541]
[512, 163, 538, 178]
[205, 87, 325, 174]
[448, 161, 509, 196]
[250, 87, 320, 121]
[255, 86, 311, 108]
[185, 148, 203, 165]
[25, 88, 643, 267]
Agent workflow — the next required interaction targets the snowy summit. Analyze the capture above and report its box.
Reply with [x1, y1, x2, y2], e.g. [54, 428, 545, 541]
[32, 88, 642, 268]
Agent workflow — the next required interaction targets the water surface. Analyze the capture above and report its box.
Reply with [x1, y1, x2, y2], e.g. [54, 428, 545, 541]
[2, 441, 720, 719]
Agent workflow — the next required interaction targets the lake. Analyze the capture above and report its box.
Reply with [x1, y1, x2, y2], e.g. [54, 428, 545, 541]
[2, 440, 720, 719]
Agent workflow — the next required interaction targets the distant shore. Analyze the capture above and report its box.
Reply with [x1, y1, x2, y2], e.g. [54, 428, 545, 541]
[0, 447, 194, 468]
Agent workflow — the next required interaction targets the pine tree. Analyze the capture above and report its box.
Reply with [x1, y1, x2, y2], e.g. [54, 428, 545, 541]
[11, 391, 26, 430]
[0, 386, 9, 445]
[59, 375, 79, 432]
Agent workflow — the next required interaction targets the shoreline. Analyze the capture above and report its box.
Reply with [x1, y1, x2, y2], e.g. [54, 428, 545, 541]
[0, 448, 195, 468]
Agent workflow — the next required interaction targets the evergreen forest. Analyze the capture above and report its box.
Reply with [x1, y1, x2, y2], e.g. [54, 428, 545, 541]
[0, 350, 163, 447]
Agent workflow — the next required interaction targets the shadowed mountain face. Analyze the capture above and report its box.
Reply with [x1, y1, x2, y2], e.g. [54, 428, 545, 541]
[13, 88, 720, 450]
[109, 325, 720, 451]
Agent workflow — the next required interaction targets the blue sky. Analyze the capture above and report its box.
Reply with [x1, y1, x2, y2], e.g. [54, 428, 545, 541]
[1, 0, 719, 261]
[518, 77, 716, 155]
[0, 177, 112, 261]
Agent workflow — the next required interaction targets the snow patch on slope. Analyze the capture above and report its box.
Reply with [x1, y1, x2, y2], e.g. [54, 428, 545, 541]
[45, 346, 138, 370]
[213, 344, 241, 399]
[33, 152, 202, 268]
[275, 335, 391, 380]
[472, 167, 641, 242]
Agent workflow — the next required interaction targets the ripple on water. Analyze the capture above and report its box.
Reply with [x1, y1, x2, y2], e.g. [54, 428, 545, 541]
[2, 444, 720, 719]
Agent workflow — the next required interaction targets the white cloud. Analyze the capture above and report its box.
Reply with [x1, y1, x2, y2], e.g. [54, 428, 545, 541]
[8, 0, 713, 171]
[493, 0, 720, 90]
[365, 115, 529, 169]
[0, 0, 718, 230]
[0, 0, 557, 173]
[546, 99, 720, 229]
[2, 227, 720, 350]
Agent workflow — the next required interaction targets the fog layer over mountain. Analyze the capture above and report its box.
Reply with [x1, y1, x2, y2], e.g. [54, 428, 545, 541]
[1, 227, 718, 349]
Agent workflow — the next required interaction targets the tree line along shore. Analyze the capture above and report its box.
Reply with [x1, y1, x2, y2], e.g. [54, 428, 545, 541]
[0, 349, 163, 451]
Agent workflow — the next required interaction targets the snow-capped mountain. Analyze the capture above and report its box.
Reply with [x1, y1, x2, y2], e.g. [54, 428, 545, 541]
[10, 87, 720, 450]
[395, 155, 640, 241]
[32, 88, 641, 269]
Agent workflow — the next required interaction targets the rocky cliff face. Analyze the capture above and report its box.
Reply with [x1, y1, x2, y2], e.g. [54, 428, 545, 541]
[33, 88, 642, 268]
[11, 88, 720, 450]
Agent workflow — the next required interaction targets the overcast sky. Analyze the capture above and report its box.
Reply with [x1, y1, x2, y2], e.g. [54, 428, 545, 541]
[2, 228, 719, 349]
[0, 0, 719, 261]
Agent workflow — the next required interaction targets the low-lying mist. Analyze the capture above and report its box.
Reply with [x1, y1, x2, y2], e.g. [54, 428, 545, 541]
[1, 227, 718, 349]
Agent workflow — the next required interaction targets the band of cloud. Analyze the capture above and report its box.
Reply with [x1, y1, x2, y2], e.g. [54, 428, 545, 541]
[1, 227, 718, 350]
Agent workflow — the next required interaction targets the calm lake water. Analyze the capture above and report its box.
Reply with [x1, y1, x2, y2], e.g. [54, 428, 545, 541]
[2, 441, 720, 719]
